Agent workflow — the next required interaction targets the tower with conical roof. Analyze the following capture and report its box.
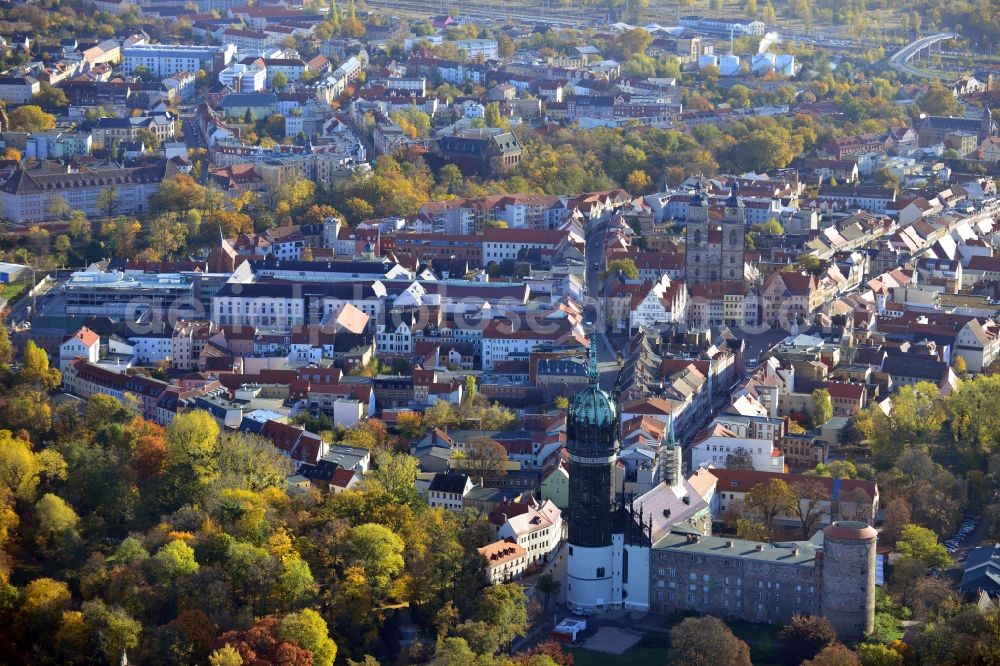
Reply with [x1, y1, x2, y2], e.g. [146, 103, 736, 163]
[567, 337, 621, 609]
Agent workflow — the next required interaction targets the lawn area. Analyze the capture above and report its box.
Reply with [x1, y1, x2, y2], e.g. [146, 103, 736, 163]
[570, 637, 667, 666]
[568, 619, 784, 666]
[0, 281, 26, 303]
[729, 620, 783, 665]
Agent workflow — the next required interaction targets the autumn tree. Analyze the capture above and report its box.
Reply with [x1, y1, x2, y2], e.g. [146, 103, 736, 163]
[96, 186, 120, 218]
[277, 609, 337, 666]
[744, 478, 796, 540]
[166, 410, 221, 485]
[780, 614, 839, 665]
[788, 479, 829, 539]
[19, 340, 60, 391]
[459, 436, 509, 482]
[625, 169, 652, 194]
[803, 644, 861, 665]
[145, 213, 188, 260]
[668, 615, 751, 666]
[8, 105, 56, 132]
[395, 412, 426, 439]
[918, 81, 961, 116]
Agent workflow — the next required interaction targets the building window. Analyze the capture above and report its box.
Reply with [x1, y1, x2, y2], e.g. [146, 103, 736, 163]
[596, 567, 605, 578]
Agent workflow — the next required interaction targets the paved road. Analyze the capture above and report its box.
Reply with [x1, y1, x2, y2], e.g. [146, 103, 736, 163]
[582, 215, 622, 390]
[888, 32, 961, 78]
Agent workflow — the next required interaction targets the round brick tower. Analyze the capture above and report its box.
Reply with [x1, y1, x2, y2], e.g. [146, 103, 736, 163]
[821, 521, 877, 638]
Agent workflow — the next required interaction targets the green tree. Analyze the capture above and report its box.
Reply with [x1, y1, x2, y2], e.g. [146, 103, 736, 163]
[477, 583, 528, 650]
[277, 609, 337, 666]
[0, 324, 13, 366]
[430, 637, 479, 666]
[536, 573, 561, 611]
[603, 258, 638, 279]
[753, 219, 785, 235]
[669, 615, 752, 666]
[271, 72, 288, 89]
[32, 82, 68, 112]
[134, 128, 160, 150]
[81, 600, 142, 663]
[856, 643, 903, 666]
[340, 523, 405, 597]
[463, 374, 477, 408]
[896, 524, 950, 568]
[725, 446, 755, 470]
[111, 536, 149, 563]
[366, 451, 419, 504]
[35, 493, 79, 540]
[873, 167, 900, 193]
[812, 389, 833, 427]
[484, 102, 507, 129]
[96, 186, 120, 218]
[154, 539, 199, 579]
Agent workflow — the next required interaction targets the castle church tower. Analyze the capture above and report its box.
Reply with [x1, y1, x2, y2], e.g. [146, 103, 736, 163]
[567, 339, 620, 609]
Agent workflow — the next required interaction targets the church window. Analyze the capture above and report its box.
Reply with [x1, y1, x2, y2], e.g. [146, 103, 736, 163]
[597, 567, 605, 578]
[623, 549, 629, 584]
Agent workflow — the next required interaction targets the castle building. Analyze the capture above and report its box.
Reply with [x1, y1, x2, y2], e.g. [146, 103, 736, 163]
[564, 340, 878, 637]
[684, 182, 747, 285]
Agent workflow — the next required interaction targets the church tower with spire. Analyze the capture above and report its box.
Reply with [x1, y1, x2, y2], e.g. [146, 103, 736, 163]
[567, 339, 621, 609]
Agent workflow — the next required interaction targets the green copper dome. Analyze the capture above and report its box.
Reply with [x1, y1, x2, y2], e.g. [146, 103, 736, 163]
[567, 339, 619, 453]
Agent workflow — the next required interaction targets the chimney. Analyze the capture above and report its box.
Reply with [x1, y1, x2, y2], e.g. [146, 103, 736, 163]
[755, 544, 765, 551]
[792, 548, 799, 556]
[725, 540, 734, 548]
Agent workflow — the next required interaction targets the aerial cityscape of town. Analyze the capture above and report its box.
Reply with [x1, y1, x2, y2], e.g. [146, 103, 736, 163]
[0, 0, 997, 663]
